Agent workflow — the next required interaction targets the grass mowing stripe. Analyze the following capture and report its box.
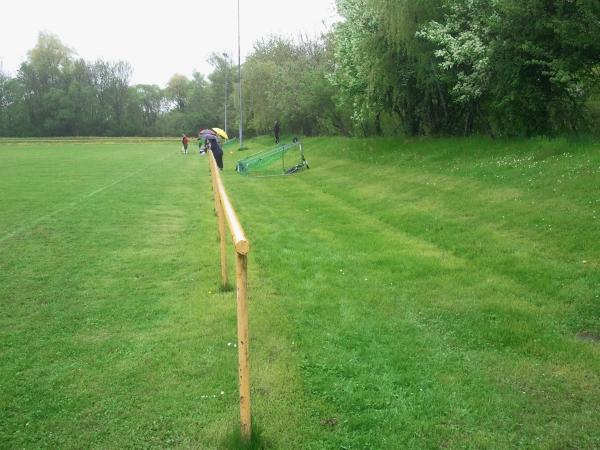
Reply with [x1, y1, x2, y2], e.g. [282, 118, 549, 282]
[0, 152, 175, 244]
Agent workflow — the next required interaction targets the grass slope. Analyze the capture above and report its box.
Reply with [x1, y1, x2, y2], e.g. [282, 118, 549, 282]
[0, 136, 599, 449]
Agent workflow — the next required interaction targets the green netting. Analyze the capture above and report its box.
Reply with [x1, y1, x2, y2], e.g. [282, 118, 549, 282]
[236, 142, 308, 176]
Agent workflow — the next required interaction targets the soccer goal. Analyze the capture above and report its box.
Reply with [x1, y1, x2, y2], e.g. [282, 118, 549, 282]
[235, 140, 309, 176]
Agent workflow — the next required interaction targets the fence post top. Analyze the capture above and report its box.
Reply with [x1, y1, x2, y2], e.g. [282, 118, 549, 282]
[236, 239, 250, 255]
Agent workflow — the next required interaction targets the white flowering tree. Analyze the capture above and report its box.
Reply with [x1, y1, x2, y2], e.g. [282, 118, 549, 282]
[417, 0, 500, 133]
[418, 0, 499, 105]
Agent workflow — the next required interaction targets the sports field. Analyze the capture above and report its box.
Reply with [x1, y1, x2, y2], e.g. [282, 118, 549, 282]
[1, 137, 599, 448]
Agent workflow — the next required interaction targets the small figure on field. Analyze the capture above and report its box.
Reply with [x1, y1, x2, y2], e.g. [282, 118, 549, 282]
[182, 134, 189, 154]
[274, 120, 280, 144]
[208, 136, 224, 170]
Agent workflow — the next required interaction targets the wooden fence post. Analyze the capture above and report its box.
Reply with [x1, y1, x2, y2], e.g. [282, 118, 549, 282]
[236, 252, 251, 440]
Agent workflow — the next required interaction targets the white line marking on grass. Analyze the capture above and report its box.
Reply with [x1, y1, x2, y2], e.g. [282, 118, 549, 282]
[0, 153, 174, 245]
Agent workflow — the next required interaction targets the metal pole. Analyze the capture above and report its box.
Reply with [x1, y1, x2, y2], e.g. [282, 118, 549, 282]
[237, 0, 243, 148]
[223, 53, 228, 134]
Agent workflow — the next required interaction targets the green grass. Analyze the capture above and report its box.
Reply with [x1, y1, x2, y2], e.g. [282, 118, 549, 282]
[1, 136, 599, 448]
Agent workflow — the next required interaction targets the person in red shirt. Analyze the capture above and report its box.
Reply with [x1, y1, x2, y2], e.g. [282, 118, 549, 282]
[182, 134, 189, 154]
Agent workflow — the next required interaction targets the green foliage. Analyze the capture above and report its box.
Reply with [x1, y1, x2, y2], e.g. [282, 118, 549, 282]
[134, 84, 164, 129]
[331, 0, 600, 136]
[240, 35, 342, 136]
[332, 0, 450, 135]
[486, 0, 600, 135]
[0, 68, 31, 135]
[165, 74, 190, 112]
[418, 0, 497, 105]
[329, 0, 379, 131]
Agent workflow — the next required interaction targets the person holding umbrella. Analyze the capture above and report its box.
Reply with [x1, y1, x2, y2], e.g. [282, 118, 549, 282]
[211, 127, 229, 140]
[208, 136, 224, 170]
[199, 129, 224, 169]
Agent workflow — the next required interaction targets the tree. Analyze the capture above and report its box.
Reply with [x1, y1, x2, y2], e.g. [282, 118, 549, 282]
[487, 0, 600, 135]
[0, 64, 9, 134]
[419, 0, 600, 135]
[105, 61, 133, 135]
[188, 71, 219, 130]
[0, 64, 31, 136]
[331, 0, 449, 135]
[206, 53, 233, 133]
[418, 0, 498, 134]
[165, 74, 190, 112]
[240, 35, 341, 136]
[18, 32, 75, 135]
[134, 84, 164, 130]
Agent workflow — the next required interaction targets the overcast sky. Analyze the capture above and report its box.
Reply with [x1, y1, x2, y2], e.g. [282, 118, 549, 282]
[0, 0, 340, 87]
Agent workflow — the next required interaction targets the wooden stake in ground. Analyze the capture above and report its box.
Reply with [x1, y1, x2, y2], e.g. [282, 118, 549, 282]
[236, 252, 251, 439]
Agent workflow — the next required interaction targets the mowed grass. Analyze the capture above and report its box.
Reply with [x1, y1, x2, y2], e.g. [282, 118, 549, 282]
[1, 136, 599, 448]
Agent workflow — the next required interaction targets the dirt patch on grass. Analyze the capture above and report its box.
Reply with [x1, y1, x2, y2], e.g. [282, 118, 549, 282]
[320, 417, 338, 429]
[576, 331, 600, 343]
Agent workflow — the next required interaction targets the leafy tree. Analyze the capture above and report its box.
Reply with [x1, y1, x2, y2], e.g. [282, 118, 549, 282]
[105, 61, 133, 135]
[418, 0, 498, 134]
[419, 0, 600, 135]
[329, 0, 379, 133]
[0, 68, 30, 136]
[17, 32, 74, 135]
[240, 35, 341, 136]
[134, 84, 164, 130]
[206, 53, 233, 133]
[165, 74, 190, 112]
[0, 64, 9, 134]
[331, 0, 450, 135]
[487, 0, 600, 135]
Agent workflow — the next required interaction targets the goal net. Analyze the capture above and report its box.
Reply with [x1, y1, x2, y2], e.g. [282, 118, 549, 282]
[235, 141, 308, 176]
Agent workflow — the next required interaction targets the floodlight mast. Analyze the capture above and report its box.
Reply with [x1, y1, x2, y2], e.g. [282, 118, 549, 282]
[237, 0, 243, 148]
[223, 52, 229, 134]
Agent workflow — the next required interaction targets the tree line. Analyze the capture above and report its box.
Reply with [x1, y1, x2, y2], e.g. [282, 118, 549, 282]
[0, 33, 228, 137]
[1, 0, 599, 138]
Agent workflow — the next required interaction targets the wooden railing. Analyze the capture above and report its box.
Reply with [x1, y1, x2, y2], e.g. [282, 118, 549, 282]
[208, 150, 251, 441]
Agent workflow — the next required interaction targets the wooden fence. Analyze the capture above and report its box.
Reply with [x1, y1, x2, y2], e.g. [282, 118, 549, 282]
[208, 150, 251, 441]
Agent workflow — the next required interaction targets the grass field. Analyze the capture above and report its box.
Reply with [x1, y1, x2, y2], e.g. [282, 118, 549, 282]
[1, 136, 599, 449]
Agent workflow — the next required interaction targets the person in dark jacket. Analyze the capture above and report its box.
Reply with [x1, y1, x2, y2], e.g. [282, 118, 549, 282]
[273, 120, 280, 144]
[208, 137, 223, 169]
